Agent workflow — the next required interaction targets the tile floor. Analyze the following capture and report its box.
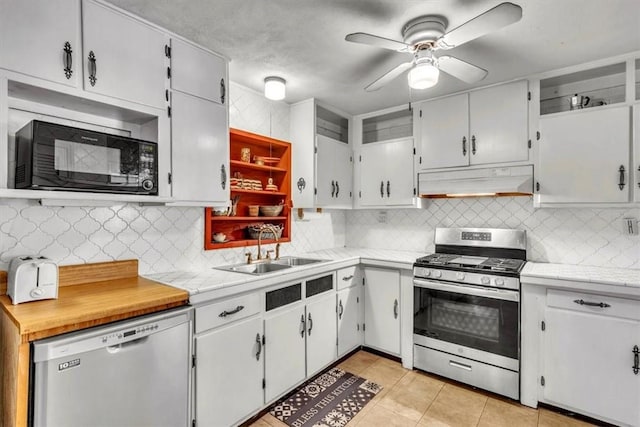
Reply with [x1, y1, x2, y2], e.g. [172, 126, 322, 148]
[249, 350, 596, 427]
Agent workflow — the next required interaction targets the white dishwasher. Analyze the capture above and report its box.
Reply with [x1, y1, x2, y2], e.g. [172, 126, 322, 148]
[31, 306, 193, 427]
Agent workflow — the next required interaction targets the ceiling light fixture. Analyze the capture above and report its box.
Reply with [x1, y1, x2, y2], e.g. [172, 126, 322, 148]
[407, 50, 439, 90]
[264, 76, 286, 100]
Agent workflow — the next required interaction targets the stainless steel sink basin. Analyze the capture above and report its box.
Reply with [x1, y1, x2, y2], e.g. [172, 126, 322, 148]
[214, 256, 327, 275]
[272, 256, 326, 266]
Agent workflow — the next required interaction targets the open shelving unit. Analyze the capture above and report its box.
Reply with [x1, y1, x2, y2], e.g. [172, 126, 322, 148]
[204, 128, 291, 250]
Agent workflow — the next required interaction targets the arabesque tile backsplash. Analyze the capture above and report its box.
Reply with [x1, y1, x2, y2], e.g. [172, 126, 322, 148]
[1, 83, 639, 273]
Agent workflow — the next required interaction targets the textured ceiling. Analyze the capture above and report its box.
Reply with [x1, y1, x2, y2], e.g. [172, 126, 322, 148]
[106, 0, 640, 115]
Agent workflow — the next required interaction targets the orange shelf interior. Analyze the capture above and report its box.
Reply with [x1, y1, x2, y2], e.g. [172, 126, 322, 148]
[205, 128, 292, 250]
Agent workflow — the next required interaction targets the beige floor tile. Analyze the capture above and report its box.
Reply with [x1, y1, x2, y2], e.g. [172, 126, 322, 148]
[418, 383, 488, 427]
[537, 408, 597, 427]
[377, 371, 445, 421]
[351, 404, 419, 427]
[359, 358, 410, 388]
[338, 350, 381, 375]
[260, 413, 288, 427]
[477, 397, 538, 427]
[249, 417, 274, 427]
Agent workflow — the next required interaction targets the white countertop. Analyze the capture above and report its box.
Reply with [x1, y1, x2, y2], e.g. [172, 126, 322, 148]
[145, 247, 424, 303]
[522, 262, 640, 289]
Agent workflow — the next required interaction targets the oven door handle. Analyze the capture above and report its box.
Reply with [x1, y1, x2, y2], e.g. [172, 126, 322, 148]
[413, 278, 519, 302]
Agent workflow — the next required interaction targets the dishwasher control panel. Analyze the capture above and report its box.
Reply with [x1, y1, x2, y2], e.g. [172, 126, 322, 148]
[101, 322, 160, 344]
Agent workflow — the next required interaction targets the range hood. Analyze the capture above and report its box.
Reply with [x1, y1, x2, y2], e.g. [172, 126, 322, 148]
[418, 165, 533, 199]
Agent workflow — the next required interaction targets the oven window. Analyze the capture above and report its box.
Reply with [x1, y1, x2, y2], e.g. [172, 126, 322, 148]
[414, 286, 518, 359]
[54, 139, 121, 176]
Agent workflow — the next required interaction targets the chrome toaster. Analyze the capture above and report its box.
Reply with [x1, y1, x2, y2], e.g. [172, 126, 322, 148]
[7, 255, 58, 304]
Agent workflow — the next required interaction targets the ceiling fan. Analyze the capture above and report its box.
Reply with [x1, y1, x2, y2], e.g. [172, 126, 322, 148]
[345, 2, 523, 91]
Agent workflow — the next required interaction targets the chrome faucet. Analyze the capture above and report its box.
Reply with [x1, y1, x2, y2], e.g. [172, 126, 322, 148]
[256, 225, 279, 261]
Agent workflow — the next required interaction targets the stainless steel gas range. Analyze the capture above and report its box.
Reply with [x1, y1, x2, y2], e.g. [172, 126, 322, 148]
[413, 227, 526, 400]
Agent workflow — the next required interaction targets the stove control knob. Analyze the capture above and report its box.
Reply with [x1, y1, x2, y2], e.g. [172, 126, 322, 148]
[495, 278, 505, 286]
[456, 272, 465, 280]
[433, 270, 442, 279]
[481, 276, 490, 285]
[423, 269, 431, 277]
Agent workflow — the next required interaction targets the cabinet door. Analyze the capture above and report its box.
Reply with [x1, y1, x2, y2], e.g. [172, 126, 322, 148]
[338, 286, 361, 357]
[316, 135, 352, 207]
[543, 308, 640, 426]
[469, 80, 529, 165]
[538, 106, 630, 203]
[359, 142, 388, 206]
[264, 304, 306, 403]
[0, 0, 81, 87]
[364, 267, 400, 355]
[171, 91, 229, 203]
[385, 137, 414, 206]
[419, 93, 469, 170]
[195, 317, 264, 427]
[290, 100, 316, 208]
[306, 293, 338, 376]
[171, 37, 227, 104]
[82, 0, 167, 108]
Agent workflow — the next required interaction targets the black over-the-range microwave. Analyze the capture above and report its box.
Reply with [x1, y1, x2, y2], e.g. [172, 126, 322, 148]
[14, 120, 158, 195]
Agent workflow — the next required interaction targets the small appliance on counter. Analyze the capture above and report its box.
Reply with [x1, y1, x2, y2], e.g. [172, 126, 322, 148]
[7, 255, 59, 304]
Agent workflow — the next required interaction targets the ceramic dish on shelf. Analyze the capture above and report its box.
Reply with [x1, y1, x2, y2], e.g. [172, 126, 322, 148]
[260, 205, 284, 217]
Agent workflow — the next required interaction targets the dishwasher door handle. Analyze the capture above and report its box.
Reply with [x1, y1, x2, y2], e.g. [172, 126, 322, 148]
[106, 336, 149, 353]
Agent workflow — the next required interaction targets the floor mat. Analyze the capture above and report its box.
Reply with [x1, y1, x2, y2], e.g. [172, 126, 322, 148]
[269, 367, 382, 427]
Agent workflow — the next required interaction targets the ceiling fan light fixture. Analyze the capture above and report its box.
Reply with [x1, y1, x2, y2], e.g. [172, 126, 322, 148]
[408, 61, 439, 90]
[264, 76, 286, 100]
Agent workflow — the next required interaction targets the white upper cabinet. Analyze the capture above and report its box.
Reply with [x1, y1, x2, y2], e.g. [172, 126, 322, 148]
[290, 99, 352, 208]
[82, 0, 168, 109]
[0, 0, 81, 87]
[537, 106, 630, 204]
[315, 135, 353, 208]
[359, 138, 415, 207]
[170, 91, 229, 204]
[170, 38, 227, 105]
[417, 80, 529, 171]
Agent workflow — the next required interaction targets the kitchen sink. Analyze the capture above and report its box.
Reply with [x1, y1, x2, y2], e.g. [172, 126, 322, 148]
[214, 256, 327, 275]
[272, 256, 326, 266]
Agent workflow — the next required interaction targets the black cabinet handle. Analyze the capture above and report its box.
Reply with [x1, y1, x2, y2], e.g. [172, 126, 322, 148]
[300, 314, 305, 338]
[573, 299, 610, 308]
[338, 300, 344, 319]
[471, 135, 477, 155]
[633, 345, 639, 375]
[386, 180, 390, 197]
[331, 180, 335, 198]
[307, 313, 313, 335]
[618, 165, 626, 190]
[88, 51, 97, 86]
[637, 166, 640, 189]
[297, 177, 306, 193]
[255, 333, 262, 361]
[220, 78, 226, 104]
[393, 299, 398, 319]
[341, 275, 354, 281]
[63, 42, 73, 79]
[219, 305, 244, 317]
[380, 181, 384, 198]
[335, 181, 340, 198]
[220, 164, 227, 189]
[462, 136, 467, 156]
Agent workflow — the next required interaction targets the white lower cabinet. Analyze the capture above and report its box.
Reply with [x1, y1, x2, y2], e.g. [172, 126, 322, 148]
[540, 289, 640, 426]
[306, 292, 339, 376]
[363, 267, 400, 356]
[264, 301, 307, 403]
[337, 285, 361, 357]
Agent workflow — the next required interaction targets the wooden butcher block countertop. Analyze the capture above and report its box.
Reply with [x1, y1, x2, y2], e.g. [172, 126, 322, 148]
[0, 259, 189, 343]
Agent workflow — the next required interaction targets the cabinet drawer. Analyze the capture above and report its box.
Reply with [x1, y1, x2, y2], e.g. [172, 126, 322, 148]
[196, 293, 260, 333]
[336, 266, 357, 290]
[306, 274, 334, 298]
[547, 289, 640, 321]
[266, 283, 302, 311]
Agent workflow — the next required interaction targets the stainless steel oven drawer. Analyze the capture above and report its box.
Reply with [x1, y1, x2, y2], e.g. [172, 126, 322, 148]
[414, 344, 519, 400]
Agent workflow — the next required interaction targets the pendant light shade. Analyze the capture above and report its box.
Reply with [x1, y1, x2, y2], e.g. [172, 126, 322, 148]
[407, 61, 439, 90]
[264, 76, 286, 100]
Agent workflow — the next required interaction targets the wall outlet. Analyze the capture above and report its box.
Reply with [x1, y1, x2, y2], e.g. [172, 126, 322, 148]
[377, 211, 388, 224]
[623, 217, 638, 235]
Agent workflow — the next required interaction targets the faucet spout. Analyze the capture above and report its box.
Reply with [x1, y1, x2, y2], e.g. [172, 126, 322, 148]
[256, 225, 279, 260]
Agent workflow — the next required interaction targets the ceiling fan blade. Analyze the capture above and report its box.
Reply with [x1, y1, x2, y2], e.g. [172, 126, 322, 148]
[365, 62, 414, 91]
[345, 32, 411, 52]
[438, 56, 488, 83]
[435, 2, 522, 50]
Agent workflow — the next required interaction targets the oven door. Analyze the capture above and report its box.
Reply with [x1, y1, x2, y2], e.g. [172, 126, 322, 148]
[413, 278, 519, 368]
[32, 123, 146, 193]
